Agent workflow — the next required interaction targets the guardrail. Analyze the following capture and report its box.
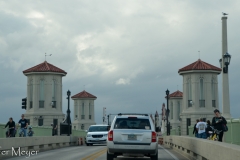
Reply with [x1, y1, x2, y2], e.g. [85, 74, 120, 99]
[0, 123, 86, 138]
[0, 136, 80, 159]
[163, 135, 240, 160]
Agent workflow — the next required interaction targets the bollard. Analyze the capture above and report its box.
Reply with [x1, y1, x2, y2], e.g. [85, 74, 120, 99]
[79, 137, 83, 145]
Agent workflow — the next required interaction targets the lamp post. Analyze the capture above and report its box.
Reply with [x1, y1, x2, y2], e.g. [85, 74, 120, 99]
[103, 116, 105, 124]
[107, 115, 110, 125]
[67, 90, 71, 136]
[165, 89, 170, 136]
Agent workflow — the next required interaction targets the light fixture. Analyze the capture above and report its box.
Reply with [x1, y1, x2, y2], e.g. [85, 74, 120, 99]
[220, 52, 231, 73]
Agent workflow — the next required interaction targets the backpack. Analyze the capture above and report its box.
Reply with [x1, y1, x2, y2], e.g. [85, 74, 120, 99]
[222, 124, 228, 132]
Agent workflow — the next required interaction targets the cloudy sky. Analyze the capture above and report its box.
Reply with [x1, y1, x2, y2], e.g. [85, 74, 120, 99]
[0, 0, 240, 125]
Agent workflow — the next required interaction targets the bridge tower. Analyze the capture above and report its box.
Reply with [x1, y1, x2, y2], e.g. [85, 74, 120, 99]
[178, 59, 221, 135]
[167, 90, 183, 130]
[22, 61, 67, 133]
[71, 90, 97, 130]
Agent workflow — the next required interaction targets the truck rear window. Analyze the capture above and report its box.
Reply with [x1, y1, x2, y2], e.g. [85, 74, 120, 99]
[114, 118, 151, 129]
[88, 126, 109, 132]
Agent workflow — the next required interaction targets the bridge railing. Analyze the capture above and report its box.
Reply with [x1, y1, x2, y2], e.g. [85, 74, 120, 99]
[163, 135, 240, 160]
[161, 118, 240, 145]
[0, 136, 79, 159]
[0, 123, 86, 138]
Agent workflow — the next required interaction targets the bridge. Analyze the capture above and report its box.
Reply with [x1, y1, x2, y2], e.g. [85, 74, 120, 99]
[1, 119, 240, 160]
[0, 135, 240, 160]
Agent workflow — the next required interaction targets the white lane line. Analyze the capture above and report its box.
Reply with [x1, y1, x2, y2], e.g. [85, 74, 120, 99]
[158, 145, 179, 160]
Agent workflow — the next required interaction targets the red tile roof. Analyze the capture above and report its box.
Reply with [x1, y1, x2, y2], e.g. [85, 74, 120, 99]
[178, 59, 221, 73]
[165, 90, 183, 98]
[169, 90, 183, 97]
[23, 61, 67, 75]
[71, 90, 97, 99]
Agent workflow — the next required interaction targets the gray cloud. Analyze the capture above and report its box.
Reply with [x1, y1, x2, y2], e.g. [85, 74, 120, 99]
[0, 0, 240, 124]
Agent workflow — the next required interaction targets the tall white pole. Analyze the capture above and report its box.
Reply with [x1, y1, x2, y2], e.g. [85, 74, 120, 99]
[221, 16, 231, 119]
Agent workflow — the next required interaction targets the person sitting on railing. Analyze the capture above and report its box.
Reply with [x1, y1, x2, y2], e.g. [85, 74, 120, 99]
[193, 119, 199, 137]
[196, 118, 207, 139]
[3, 117, 15, 137]
[205, 120, 213, 138]
[27, 127, 34, 137]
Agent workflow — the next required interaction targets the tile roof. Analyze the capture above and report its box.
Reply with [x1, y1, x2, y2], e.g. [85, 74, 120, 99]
[178, 59, 221, 73]
[71, 90, 97, 99]
[165, 90, 183, 98]
[169, 90, 183, 98]
[23, 61, 67, 75]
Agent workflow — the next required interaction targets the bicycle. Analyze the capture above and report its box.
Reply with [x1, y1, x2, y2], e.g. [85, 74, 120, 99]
[207, 126, 222, 141]
[19, 128, 27, 137]
[6, 128, 15, 138]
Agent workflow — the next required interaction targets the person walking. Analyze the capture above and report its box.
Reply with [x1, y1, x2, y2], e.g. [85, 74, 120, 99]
[193, 119, 199, 137]
[196, 118, 207, 139]
[3, 117, 15, 137]
[212, 109, 227, 142]
[18, 114, 28, 137]
[52, 123, 58, 136]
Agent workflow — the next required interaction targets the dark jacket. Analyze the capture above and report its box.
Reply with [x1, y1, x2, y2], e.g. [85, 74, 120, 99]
[205, 124, 213, 134]
[193, 124, 197, 134]
[212, 116, 227, 131]
[5, 121, 15, 129]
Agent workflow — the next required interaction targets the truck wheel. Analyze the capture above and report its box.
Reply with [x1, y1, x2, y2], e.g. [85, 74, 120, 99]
[151, 151, 158, 160]
[107, 152, 115, 160]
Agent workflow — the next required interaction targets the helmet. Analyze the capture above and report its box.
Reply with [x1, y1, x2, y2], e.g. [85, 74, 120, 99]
[29, 126, 32, 129]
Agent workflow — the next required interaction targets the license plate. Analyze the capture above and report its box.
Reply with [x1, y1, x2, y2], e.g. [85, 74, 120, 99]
[128, 134, 137, 140]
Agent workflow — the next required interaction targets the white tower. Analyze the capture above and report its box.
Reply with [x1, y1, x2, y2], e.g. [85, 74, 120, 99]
[221, 16, 231, 119]
[23, 61, 66, 133]
[155, 111, 160, 131]
[161, 103, 166, 133]
[168, 90, 182, 129]
[71, 90, 97, 130]
[178, 59, 221, 135]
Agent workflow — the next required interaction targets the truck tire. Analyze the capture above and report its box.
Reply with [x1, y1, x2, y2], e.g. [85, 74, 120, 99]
[151, 151, 158, 160]
[107, 152, 115, 160]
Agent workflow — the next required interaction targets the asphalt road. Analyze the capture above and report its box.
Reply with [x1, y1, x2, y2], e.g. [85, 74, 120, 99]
[6, 144, 188, 160]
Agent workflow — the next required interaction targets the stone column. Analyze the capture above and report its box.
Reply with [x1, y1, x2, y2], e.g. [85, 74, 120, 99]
[173, 100, 178, 122]
[221, 16, 231, 119]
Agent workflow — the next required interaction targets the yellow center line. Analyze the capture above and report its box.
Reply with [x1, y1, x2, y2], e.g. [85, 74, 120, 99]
[81, 148, 107, 160]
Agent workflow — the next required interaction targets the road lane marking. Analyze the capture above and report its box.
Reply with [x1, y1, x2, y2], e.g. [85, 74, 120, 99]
[90, 149, 107, 159]
[81, 148, 107, 160]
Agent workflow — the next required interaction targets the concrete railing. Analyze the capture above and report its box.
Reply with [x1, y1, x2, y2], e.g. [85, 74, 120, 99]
[163, 135, 240, 160]
[0, 123, 86, 138]
[0, 136, 82, 159]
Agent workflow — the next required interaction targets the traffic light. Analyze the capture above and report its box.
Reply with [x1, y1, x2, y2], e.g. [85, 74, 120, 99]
[22, 98, 27, 109]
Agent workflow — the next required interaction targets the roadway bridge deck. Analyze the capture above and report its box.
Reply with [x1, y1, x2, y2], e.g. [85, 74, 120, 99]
[0, 136, 240, 160]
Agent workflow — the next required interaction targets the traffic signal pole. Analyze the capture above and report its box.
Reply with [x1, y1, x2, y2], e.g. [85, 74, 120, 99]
[22, 97, 27, 109]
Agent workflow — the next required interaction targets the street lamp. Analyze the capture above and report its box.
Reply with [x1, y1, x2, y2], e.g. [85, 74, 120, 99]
[103, 116, 105, 124]
[107, 115, 110, 125]
[67, 90, 71, 136]
[219, 52, 231, 73]
[165, 89, 170, 136]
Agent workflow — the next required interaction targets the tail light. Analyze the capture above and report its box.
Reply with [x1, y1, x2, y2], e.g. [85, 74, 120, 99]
[152, 131, 156, 142]
[108, 130, 113, 141]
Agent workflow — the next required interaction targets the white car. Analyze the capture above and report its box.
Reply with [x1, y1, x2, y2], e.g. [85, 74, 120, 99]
[107, 113, 158, 160]
[85, 124, 110, 146]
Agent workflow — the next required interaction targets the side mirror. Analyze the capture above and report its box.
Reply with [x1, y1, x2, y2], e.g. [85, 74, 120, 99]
[85, 130, 88, 132]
